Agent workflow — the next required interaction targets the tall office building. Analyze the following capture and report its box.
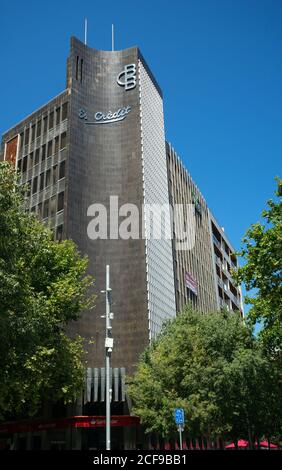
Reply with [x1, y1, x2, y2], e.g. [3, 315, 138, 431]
[1, 37, 176, 376]
[0, 37, 243, 448]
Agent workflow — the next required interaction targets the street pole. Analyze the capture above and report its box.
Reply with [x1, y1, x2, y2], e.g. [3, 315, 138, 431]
[178, 425, 183, 450]
[104, 265, 113, 451]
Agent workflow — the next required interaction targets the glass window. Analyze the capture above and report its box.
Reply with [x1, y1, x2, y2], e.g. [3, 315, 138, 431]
[38, 202, 43, 217]
[36, 120, 42, 138]
[50, 196, 56, 217]
[48, 111, 54, 130]
[43, 200, 49, 218]
[55, 136, 59, 154]
[52, 165, 58, 185]
[60, 132, 67, 150]
[56, 224, 63, 242]
[39, 173, 44, 191]
[32, 177, 38, 194]
[17, 159, 22, 172]
[43, 116, 48, 134]
[22, 156, 28, 172]
[20, 132, 24, 149]
[47, 140, 53, 157]
[45, 169, 51, 187]
[62, 102, 68, 121]
[35, 148, 40, 165]
[28, 152, 34, 170]
[41, 144, 46, 161]
[57, 192, 64, 212]
[31, 125, 36, 142]
[24, 128, 30, 145]
[59, 160, 65, 179]
[56, 107, 61, 126]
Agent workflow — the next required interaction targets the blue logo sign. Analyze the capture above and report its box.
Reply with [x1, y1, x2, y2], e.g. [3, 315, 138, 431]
[174, 408, 185, 425]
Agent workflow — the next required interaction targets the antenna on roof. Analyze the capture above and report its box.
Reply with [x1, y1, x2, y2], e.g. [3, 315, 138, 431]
[84, 18, 88, 45]
[112, 24, 114, 51]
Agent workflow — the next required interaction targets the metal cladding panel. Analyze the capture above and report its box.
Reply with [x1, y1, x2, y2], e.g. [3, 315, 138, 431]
[139, 60, 176, 340]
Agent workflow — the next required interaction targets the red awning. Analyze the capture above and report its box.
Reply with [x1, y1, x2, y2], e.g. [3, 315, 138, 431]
[0, 415, 140, 435]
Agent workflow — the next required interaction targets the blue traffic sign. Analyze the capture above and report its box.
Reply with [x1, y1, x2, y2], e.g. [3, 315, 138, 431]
[174, 408, 185, 425]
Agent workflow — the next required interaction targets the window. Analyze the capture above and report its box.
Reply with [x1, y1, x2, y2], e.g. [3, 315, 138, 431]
[38, 202, 43, 217]
[76, 56, 79, 80]
[31, 125, 36, 142]
[57, 192, 64, 212]
[24, 128, 30, 145]
[52, 165, 58, 185]
[22, 156, 27, 172]
[43, 116, 48, 134]
[48, 111, 54, 130]
[56, 224, 63, 242]
[45, 169, 51, 187]
[39, 173, 44, 191]
[60, 132, 67, 150]
[56, 107, 60, 126]
[62, 102, 68, 121]
[54, 136, 59, 154]
[43, 200, 49, 218]
[36, 120, 42, 138]
[41, 144, 46, 161]
[32, 177, 38, 194]
[20, 132, 24, 149]
[47, 140, 53, 157]
[59, 160, 65, 179]
[17, 159, 22, 172]
[35, 148, 40, 165]
[28, 152, 34, 170]
[50, 196, 56, 217]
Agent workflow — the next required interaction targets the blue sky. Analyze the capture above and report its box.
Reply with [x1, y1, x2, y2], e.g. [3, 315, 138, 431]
[1, 0, 281, 312]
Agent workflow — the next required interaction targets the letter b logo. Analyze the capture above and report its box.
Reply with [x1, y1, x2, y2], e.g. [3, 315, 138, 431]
[117, 64, 136, 91]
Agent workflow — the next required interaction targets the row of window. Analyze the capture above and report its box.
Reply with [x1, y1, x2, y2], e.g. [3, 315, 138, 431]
[26, 161, 66, 196]
[18, 132, 67, 172]
[30, 192, 65, 219]
[20, 103, 68, 148]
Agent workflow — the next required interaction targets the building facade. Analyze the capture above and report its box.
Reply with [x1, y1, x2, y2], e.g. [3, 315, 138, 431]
[167, 143, 243, 317]
[0, 37, 243, 449]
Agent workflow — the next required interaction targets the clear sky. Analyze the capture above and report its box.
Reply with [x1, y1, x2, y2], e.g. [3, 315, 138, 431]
[1, 0, 281, 298]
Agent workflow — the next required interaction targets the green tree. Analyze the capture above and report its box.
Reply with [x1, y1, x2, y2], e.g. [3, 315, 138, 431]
[234, 177, 282, 356]
[128, 308, 281, 443]
[0, 162, 95, 418]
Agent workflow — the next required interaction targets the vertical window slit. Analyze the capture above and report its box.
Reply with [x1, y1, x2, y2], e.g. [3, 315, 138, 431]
[76, 56, 79, 80]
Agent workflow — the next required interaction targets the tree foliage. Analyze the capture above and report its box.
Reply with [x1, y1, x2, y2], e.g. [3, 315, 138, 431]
[0, 162, 95, 418]
[234, 177, 282, 356]
[129, 308, 281, 442]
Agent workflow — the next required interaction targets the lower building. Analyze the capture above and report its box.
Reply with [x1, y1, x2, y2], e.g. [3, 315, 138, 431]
[167, 143, 244, 317]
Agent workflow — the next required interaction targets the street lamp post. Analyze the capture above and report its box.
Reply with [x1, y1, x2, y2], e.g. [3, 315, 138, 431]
[102, 265, 114, 451]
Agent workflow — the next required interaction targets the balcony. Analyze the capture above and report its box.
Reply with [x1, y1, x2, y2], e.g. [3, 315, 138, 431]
[215, 256, 222, 268]
[229, 291, 240, 308]
[213, 235, 221, 250]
